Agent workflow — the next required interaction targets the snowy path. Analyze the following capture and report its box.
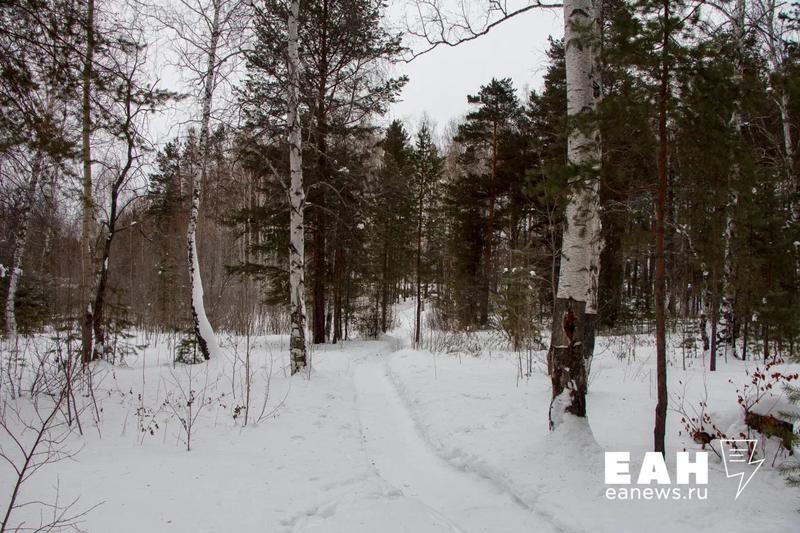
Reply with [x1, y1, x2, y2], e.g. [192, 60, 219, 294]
[353, 355, 556, 533]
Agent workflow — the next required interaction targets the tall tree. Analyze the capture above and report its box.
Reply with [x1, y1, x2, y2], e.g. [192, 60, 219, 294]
[90, 37, 174, 359]
[153, 0, 252, 360]
[244, 0, 406, 343]
[548, 0, 603, 428]
[455, 78, 521, 326]
[287, 0, 306, 373]
[412, 122, 444, 347]
[0, 0, 79, 341]
[80, 0, 95, 364]
[373, 120, 413, 333]
[653, 0, 671, 455]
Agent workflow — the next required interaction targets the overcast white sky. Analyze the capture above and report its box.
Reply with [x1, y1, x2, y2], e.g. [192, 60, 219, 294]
[387, 5, 564, 135]
[147, 2, 565, 146]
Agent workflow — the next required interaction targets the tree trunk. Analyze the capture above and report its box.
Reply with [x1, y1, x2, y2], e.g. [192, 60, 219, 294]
[91, 200, 114, 360]
[653, 0, 670, 455]
[710, 269, 719, 371]
[548, 0, 602, 429]
[332, 244, 343, 343]
[721, 0, 746, 350]
[187, 0, 222, 361]
[415, 193, 423, 347]
[381, 243, 388, 332]
[80, 0, 95, 365]
[288, 0, 307, 373]
[93, 80, 136, 360]
[741, 311, 748, 360]
[480, 124, 498, 326]
[311, 209, 326, 343]
[311, 0, 329, 344]
[5, 159, 42, 339]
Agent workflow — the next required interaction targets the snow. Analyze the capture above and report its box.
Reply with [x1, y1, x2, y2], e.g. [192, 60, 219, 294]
[2, 306, 799, 532]
[386, 332, 799, 532]
[189, 232, 220, 359]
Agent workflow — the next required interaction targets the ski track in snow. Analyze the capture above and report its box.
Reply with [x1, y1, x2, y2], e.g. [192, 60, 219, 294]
[352, 353, 556, 533]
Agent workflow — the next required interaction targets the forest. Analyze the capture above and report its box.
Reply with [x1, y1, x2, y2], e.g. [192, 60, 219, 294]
[1, 0, 799, 531]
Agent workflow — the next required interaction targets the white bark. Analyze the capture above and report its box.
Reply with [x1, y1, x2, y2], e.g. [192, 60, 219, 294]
[80, 0, 95, 363]
[556, 0, 602, 315]
[288, 0, 307, 374]
[548, 0, 602, 428]
[778, 91, 793, 177]
[752, 0, 795, 211]
[186, 0, 222, 361]
[5, 159, 42, 339]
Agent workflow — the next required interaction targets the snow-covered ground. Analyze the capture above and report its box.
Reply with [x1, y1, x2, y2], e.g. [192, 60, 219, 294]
[2, 305, 799, 532]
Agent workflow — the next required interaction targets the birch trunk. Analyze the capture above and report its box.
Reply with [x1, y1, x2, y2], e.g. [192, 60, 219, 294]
[80, 0, 95, 364]
[548, 0, 602, 428]
[288, 0, 307, 374]
[187, 0, 222, 361]
[762, 0, 796, 213]
[5, 159, 42, 339]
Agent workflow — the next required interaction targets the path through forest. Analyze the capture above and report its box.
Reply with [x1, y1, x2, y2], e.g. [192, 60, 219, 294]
[351, 353, 555, 533]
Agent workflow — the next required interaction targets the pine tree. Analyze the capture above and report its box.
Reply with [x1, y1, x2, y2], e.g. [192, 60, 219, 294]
[365, 121, 414, 335]
[454, 78, 521, 327]
[243, 0, 406, 343]
[411, 121, 444, 346]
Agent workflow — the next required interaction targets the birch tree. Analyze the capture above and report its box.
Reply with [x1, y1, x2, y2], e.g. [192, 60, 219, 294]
[720, 0, 747, 359]
[403, 0, 603, 425]
[0, 0, 77, 344]
[287, 0, 307, 373]
[547, 0, 602, 428]
[751, 0, 796, 209]
[80, 0, 95, 364]
[245, 0, 406, 344]
[153, 0, 252, 360]
[4, 155, 44, 340]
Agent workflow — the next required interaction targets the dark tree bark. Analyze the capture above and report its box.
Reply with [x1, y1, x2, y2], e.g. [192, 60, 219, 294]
[653, 0, 670, 455]
[548, 298, 596, 422]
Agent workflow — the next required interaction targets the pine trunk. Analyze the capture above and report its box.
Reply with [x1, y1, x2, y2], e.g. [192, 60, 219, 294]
[311, 6, 329, 344]
[721, 0, 746, 350]
[479, 126, 498, 327]
[415, 193, 423, 347]
[653, 0, 670, 455]
[548, 0, 603, 428]
[710, 269, 719, 371]
[311, 203, 326, 343]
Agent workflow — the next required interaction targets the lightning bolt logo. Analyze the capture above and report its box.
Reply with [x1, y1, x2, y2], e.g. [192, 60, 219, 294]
[720, 439, 764, 499]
